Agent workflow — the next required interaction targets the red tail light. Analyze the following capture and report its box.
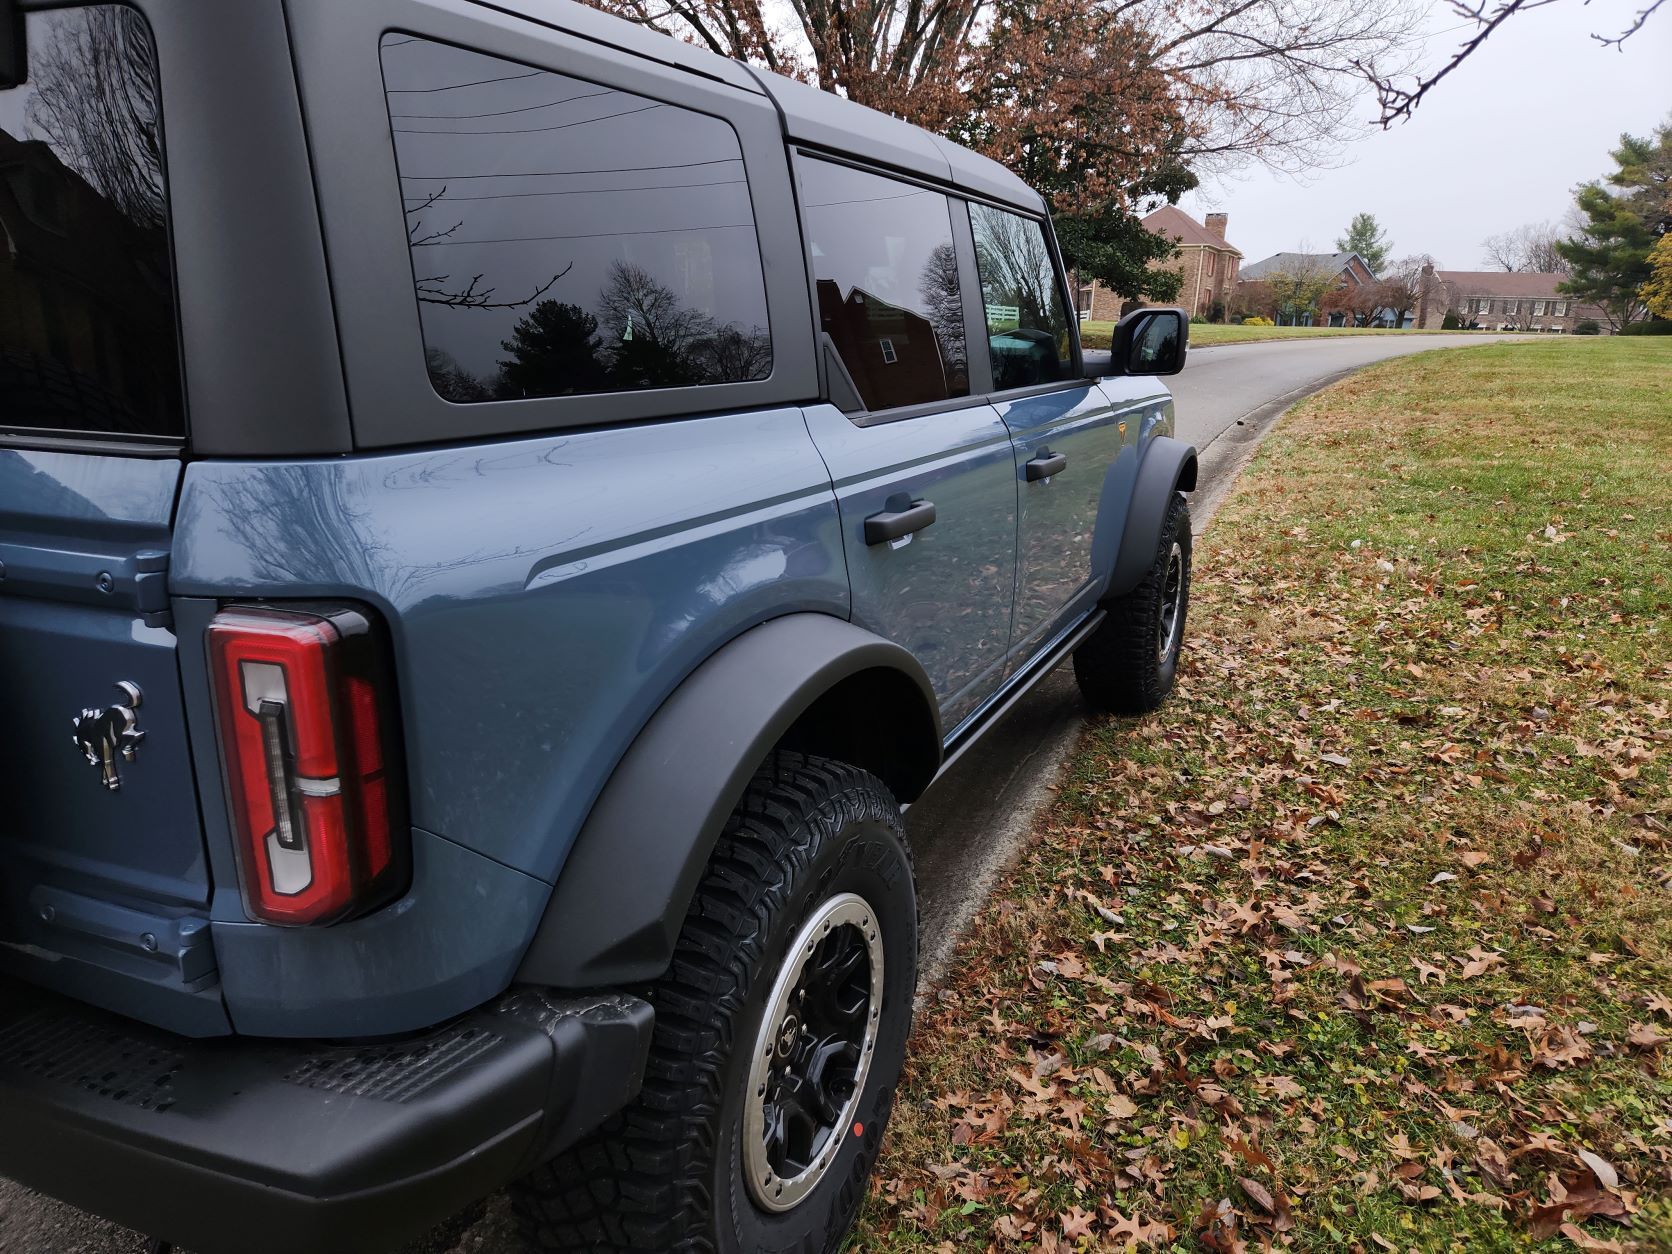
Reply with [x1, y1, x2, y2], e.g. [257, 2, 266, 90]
[207, 604, 408, 926]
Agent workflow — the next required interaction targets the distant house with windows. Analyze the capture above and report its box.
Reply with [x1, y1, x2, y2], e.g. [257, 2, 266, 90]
[1077, 207, 1242, 322]
[1237, 251, 1378, 326]
[1413, 267, 1606, 333]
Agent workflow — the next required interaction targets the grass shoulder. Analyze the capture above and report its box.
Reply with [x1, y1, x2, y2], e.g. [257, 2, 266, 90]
[859, 338, 1672, 1251]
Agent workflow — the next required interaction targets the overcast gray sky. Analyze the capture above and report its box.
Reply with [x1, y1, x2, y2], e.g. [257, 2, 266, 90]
[1181, 0, 1672, 272]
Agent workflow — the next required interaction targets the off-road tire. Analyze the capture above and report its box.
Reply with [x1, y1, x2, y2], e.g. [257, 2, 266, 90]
[512, 752, 917, 1253]
[1073, 491, 1192, 714]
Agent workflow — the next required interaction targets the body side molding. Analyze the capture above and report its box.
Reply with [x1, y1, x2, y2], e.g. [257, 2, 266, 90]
[517, 614, 940, 989]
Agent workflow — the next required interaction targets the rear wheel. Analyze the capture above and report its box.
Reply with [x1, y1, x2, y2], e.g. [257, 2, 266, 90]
[512, 753, 916, 1253]
[1074, 491, 1192, 714]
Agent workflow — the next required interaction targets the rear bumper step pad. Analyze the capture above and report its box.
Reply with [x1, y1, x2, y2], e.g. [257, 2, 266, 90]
[0, 978, 652, 1254]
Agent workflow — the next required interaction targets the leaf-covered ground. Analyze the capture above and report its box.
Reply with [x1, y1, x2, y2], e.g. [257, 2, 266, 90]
[857, 338, 1672, 1253]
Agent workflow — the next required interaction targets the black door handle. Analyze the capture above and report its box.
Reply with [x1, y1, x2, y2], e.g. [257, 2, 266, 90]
[864, 499, 936, 545]
[1025, 450, 1068, 482]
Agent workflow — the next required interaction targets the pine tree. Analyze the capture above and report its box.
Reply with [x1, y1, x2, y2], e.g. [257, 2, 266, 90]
[1557, 122, 1670, 329]
[1336, 213, 1392, 275]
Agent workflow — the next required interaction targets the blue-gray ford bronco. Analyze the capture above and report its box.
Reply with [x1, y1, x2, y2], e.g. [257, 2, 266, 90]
[0, 1, 1195, 1249]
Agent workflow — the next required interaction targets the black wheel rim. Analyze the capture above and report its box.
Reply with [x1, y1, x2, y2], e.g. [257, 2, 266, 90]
[744, 893, 883, 1212]
[1158, 540, 1185, 664]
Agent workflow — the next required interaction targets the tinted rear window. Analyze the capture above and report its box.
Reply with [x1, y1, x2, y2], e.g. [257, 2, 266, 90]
[797, 157, 969, 413]
[0, 6, 182, 441]
[379, 36, 772, 404]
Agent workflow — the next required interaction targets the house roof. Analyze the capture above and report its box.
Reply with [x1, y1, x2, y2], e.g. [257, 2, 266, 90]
[1240, 251, 1370, 281]
[1141, 205, 1241, 256]
[1433, 271, 1568, 299]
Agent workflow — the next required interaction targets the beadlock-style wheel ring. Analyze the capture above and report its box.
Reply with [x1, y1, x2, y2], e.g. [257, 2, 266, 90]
[1157, 539, 1185, 664]
[742, 892, 884, 1213]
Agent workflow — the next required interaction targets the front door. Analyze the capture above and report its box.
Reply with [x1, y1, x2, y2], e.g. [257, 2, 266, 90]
[965, 201, 1133, 660]
[794, 156, 1017, 731]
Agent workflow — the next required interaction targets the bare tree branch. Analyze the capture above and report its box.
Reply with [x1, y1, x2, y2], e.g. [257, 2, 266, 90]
[404, 186, 572, 309]
[1361, 0, 1664, 127]
[1593, 0, 1668, 47]
[414, 263, 572, 310]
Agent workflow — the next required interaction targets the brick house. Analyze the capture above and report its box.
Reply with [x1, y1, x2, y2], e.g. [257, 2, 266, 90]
[1237, 251, 1377, 325]
[1078, 207, 1242, 322]
[1413, 266, 1608, 333]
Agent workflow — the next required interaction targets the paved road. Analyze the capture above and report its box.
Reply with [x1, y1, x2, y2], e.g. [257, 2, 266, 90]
[0, 333, 1517, 1254]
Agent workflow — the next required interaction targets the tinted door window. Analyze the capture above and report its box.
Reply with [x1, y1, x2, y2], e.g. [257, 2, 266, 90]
[0, 6, 182, 440]
[969, 203, 1073, 392]
[380, 37, 771, 403]
[796, 157, 968, 413]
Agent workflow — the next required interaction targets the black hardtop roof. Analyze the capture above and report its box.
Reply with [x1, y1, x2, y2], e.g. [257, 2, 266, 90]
[473, 0, 1045, 213]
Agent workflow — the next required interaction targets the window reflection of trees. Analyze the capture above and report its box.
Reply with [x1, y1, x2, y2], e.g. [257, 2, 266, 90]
[800, 160, 972, 411]
[381, 37, 773, 403]
[424, 262, 771, 401]
[971, 205, 1072, 390]
[0, 6, 180, 437]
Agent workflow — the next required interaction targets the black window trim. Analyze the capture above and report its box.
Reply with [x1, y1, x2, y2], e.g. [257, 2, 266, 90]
[2, 0, 190, 455]
[282, 0, 818, 450]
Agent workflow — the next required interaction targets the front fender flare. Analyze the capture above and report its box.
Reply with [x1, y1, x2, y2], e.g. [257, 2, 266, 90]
[515, 614, 940, 990]
[1107, 436, 1197, 598]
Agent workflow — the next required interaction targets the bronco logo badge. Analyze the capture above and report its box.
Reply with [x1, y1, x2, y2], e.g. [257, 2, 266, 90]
[72, 681, 146, 791]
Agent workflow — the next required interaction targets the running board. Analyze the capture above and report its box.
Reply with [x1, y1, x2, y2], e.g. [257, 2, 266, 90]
[922, 608, 1105, 794]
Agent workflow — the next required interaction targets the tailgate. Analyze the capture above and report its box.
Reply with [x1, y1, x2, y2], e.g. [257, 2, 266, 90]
[0, 451, 225, 1035]
[2, 4, 225, 1034]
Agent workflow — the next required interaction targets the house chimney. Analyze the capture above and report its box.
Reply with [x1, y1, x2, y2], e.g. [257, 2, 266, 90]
[1416, 262, 1437, 328]
[1204, 213, 1228, 240]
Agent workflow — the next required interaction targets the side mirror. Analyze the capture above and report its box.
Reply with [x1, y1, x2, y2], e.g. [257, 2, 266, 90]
[1107, 306, 1188, 377]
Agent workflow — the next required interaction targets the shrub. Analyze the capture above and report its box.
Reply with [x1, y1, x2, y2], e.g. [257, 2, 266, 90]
[1207, 299, 1226, 323]
[1441, 311, 1466, 330]
[1190, 314, 1207, 324]
[1620, 318, 1672, 335]
[1573, 319, 1602, 335]
[1243, 316, 1274, 326]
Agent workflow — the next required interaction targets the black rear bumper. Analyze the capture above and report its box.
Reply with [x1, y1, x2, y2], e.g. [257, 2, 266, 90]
[0, 978, 653, 1253]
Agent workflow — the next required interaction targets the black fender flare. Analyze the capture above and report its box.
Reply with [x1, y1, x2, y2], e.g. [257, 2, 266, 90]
[1106, 435, 1198, 598]
[516, 614, 941, 990]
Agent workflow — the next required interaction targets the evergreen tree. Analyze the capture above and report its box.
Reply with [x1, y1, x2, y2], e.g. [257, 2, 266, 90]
[497, 300, 610, 397]
[1336, 212, 1391, 274]
[1557, 122, 1670, 329]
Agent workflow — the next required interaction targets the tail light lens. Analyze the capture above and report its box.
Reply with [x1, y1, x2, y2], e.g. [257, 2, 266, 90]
[207, 604, 408, 926]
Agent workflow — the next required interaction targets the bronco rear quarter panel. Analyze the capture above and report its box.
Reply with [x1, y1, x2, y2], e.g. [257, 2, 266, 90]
[171, 411, 847, 1033]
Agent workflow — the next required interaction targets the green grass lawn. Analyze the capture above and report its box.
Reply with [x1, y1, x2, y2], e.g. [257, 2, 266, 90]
[1078, 321, 1496, 349]
[857, 338, 1672, 1252]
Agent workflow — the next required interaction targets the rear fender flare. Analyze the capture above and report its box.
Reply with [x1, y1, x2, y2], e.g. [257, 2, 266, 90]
[515, 614, 940, 989]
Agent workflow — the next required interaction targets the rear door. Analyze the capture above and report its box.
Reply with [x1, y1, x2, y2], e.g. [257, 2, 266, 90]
[967, 201, 1133, 661]
[794, 156, 1017, 732]
[0, 5, 222, 1034]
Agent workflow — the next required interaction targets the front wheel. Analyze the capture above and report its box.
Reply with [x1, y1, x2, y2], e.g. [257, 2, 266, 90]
[512, 753, 917, 1253]
[1074, 491, 1192, 714]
